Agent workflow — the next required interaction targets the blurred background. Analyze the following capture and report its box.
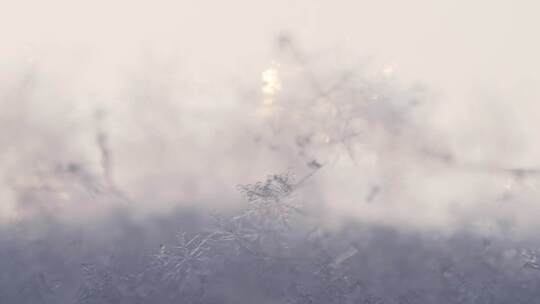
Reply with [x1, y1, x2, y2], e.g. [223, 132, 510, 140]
[3, 1, 540, 303]
[2, 0, 540, 232]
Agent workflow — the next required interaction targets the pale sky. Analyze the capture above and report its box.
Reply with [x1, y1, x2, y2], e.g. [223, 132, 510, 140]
[3, 0, 539, 90]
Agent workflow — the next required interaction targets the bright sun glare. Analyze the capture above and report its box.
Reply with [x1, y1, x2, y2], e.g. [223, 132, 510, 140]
[261, 65, 281, 97]
[258, 64, 282, 117]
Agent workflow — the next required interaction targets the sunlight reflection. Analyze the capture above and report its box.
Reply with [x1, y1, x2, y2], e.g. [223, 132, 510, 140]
[258, 62, 282, 117]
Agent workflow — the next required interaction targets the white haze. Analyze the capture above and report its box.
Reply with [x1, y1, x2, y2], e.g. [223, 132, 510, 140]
[2, 0, 540, 237]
